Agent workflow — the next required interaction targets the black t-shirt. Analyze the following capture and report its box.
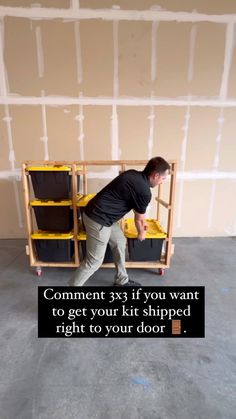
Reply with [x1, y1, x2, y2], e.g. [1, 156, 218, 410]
[84, 170, 151, 226]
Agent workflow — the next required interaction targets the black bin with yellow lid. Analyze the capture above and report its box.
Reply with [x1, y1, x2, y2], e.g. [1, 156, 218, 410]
[124, 219, 167, 261]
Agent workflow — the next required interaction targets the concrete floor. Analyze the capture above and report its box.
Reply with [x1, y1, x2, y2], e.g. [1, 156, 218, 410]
[0, 238, 236, 419]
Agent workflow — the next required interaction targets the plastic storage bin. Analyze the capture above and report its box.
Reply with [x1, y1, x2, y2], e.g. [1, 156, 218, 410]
[27, 165, 80, 200]
[31, 199, 73, 232]
[31, 231, 74, 262]
[124, 219, 167, 261]
[77, 230, 113, 263]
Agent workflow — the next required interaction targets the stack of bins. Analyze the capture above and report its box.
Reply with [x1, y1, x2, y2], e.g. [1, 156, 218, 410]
[124, 219, 167, 261]
[28, 165, 80, 262]
[77, 194, 113, 263]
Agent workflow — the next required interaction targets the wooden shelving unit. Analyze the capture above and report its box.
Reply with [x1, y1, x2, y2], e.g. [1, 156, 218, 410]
[22, 160, 177, 276]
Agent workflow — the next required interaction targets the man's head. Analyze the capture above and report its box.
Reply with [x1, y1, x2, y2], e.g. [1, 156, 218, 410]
[143, 157, 170, 188]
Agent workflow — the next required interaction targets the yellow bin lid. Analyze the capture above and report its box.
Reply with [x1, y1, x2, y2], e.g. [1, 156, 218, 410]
[30, 199, 72, 206]
[77, 231, 86, 240]
[27, 165, 71, 172]
[77, 194, 96, 207]
[124, 219, 167, 239]
[31, 231, 74, 239]
[77, 221, 86, 240]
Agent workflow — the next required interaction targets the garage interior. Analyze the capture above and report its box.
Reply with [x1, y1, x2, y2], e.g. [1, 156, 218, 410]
[0, 1, 236, 418]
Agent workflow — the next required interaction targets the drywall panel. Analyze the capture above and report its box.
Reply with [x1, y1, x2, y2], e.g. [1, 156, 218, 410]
[0, 180, 26, 238]
[211, 180, 236, 236]
[87, 178, 114, 195]
[0, 106, 11, 170]
[80, 0, 236, 13]
[41, 20, 77, 96]
[4, 17, 40, 96]
[185, 108, 219, 171]
[178, 180, 213, 236]
[0, 1, 69, 7]
[8, 106, 44, 166]
[86, 165, 120, 194]
[119, 22, 151, 96]
[219, 109, 236, 171]
[80, 0, 155, 9]
[83, 107, 111, 160]
[119, 107, 149, 159]
[190, 23, 225, 96]
[152, 107, 185, 162]
[228, 39, 236, 98]
[46, 107, 80, 161]
[153, 22, 191, 97]
[172, 180, 182, 237]
[177, 179, 236, 236]
[80, 21, 113, 96]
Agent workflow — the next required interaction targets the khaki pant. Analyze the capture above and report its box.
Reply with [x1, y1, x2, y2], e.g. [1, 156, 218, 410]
[69, 213, 129, 286]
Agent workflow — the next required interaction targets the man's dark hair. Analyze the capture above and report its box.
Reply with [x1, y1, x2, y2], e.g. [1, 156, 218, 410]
[143, 157, 170, 177]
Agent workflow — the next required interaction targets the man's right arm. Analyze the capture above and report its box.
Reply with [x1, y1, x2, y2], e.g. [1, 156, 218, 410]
[134, 211, 147, 241]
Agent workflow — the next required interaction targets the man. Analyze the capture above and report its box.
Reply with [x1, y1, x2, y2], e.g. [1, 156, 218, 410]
[69, 156, 170, 287]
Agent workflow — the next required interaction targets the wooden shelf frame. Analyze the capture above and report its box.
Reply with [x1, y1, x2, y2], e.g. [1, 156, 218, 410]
[22, 160, 177, 272]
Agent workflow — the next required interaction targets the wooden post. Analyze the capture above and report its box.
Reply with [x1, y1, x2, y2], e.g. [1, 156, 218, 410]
[121, 163, 126, 172]
[22, 163, 35, 265]
[83, 164, 87, 194]
[72, 164, 79, 266]
[120, 163, 126, 231]
[165, 162, 177, 267]
[156, 184, 161, 220]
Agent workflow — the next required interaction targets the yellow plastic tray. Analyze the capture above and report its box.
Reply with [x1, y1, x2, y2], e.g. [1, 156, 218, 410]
[124, 219, 167, 239]
[30, 199, 72, 206]
[77, 194, 96, 207]
[31, 231, 74, 239]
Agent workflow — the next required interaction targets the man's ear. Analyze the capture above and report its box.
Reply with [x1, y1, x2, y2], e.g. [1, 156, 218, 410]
[153, 172, 160, 180]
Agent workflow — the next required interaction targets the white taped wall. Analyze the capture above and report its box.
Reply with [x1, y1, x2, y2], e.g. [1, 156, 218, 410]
[0, 1, 235, 237]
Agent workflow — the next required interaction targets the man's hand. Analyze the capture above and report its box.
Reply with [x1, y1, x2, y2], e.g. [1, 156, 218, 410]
[137, 231, 146, 241]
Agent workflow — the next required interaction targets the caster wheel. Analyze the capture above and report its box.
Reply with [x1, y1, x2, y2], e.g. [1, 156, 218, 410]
[158, 268, 165, 276]
[36, 267, 42, 277]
